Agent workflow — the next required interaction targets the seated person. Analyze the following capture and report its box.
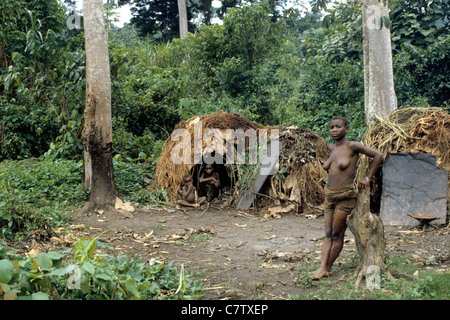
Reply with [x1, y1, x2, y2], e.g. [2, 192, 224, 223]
[177, 174, 206, 208]
[199, 164, 221, 202]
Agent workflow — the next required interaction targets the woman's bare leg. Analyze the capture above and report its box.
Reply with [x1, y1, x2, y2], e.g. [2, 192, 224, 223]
[312, 212, 333, 279]
[326, 210, 348, 272]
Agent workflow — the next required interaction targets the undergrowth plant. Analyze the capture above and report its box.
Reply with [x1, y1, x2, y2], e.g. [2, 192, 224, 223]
[295, 252, 449, 300]
[0, 158, 161, 239]
[0, 237, 203, 300]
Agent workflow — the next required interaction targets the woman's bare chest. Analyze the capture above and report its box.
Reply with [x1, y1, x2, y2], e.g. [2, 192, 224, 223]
[329, 147, 356, 170]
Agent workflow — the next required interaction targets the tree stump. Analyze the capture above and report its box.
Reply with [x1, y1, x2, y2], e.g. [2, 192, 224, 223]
[347, 189, 392, 288]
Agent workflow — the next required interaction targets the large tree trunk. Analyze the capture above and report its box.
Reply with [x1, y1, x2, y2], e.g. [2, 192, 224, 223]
[362, 0, 397, 124]
[177, 0, 188, 38]
[347, 189, 392, 288]
[81, 0, 118, 212]
[350, 0, 396, 288]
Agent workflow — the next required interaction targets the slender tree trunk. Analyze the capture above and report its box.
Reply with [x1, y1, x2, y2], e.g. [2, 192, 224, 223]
[81, 0, 118, 212]
[346, 0, 396, 288]
[362, 0, 397, 124]
[177, 0, 188, 38]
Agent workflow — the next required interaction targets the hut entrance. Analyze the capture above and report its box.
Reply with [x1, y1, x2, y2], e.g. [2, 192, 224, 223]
[190, 153, 233, 201]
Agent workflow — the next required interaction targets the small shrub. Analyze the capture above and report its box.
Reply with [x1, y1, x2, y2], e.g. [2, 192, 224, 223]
[0, 237, 203, 300]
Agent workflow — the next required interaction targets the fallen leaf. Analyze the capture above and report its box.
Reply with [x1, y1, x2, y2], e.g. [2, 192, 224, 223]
[115, 197, 135, 213]
[27, 247, 41, 256]
[142, 231, 154, 240]
[260, 262, 287, 269]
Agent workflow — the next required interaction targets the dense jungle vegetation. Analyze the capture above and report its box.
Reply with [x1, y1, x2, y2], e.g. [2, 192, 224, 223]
[0, 0, 448, 300]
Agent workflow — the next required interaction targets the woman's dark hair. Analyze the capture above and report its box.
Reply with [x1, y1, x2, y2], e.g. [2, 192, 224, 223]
[330, 116, 348, 127]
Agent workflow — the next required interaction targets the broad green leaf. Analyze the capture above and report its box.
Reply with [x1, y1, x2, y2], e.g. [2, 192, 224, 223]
[124, 277, 141, 299]
[82, 262, 95, 275]
[36, 253, 53, 271]
[175, 264, 186, 295]
[31, 292, 50, 300]
[0, 260, 14, 283]
[87, 239, 97, 258]
[46, 252, 64, 260]
[95, 273, 113, 281]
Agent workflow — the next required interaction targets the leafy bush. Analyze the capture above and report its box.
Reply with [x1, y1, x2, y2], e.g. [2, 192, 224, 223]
[114, 160, 149, 196]
[0, 99, 59, 160]
[276, 56, 365, 141]
[0, 159, 154, 239]
[112, 120, 165, 173]
[0, 159, 86, 239]
[394, 35, 450, 107]
[0, 237, 203, 300]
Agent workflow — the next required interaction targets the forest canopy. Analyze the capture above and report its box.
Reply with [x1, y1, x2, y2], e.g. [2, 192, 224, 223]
[0, 0, 448, 162]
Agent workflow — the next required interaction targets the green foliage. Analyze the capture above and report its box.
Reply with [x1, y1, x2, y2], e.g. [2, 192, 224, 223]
[0, 237, 203, 300]
[112, 121, 165, 172]
[0, 159, 86, 239]
[186, 2, 294, 124]
[119, 0, 196, 41]
[391, 0, 450, 52]
[367, 257, 450, 300]
[299, 254, 449, 300]
[124, 188, 170, 208]
[0, 0, 86, 161]
[0, 99, 59, 160]
[113, 160, 149, 195]
[278, 56, 365, 141]
[0, 158, 154, 239]
[1, 0, 448, 165]
[0, 0, 66, 68]
[394, 34, 450, 107]
[316, 0, 363, 63]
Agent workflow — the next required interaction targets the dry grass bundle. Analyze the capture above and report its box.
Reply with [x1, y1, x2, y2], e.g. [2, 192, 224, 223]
[153, 111, 261, 201]
[269, 127, 330, 211]
[356, 107, 450, 202]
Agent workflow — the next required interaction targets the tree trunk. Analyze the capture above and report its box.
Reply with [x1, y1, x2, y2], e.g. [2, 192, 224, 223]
[347, 189, 392, 288]
[362, 0, 397, 124]
[81, 0, 118, 212]
[177, 0, 188, 38]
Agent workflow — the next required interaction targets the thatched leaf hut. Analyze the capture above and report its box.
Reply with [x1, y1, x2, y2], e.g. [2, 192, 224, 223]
[153, 111, 330, 212]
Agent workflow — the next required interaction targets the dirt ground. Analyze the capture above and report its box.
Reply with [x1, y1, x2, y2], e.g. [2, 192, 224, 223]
[70, 199, 450, 300]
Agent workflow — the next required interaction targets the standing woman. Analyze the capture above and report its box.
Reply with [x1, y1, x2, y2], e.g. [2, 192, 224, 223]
[312, 116, 383, 280]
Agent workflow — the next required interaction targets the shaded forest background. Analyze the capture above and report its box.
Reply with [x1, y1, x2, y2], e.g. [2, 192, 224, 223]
[1, 0, 448, 164]
[0, 0, 448, 234]
[0, 0, 448, 301]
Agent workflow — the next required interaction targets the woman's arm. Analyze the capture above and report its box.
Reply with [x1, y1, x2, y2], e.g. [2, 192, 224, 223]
[322, 145, 334, 171]
[351, 142, 383, 192]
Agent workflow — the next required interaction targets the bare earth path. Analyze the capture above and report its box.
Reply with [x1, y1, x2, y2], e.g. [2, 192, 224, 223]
[72, 203, 449, 300]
